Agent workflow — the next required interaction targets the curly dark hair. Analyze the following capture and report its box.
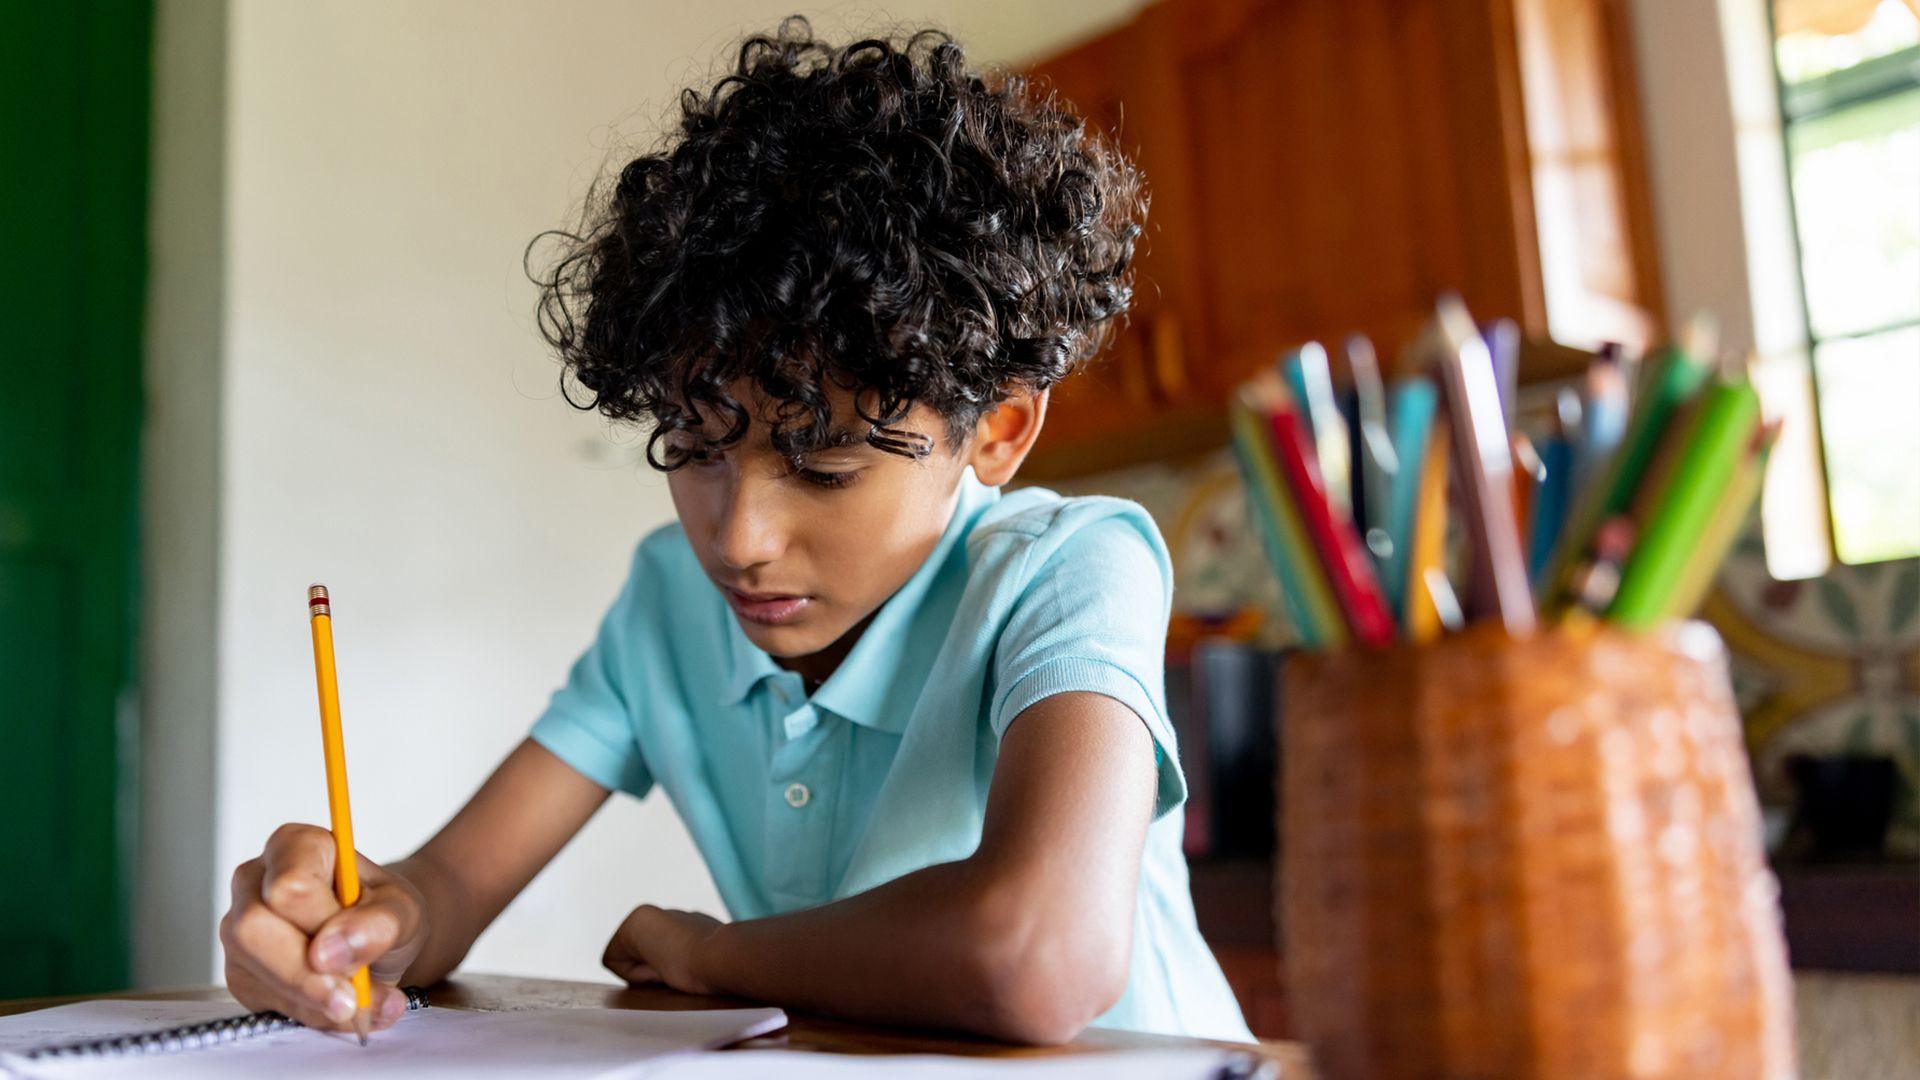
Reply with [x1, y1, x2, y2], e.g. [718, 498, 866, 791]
[529, 16, 1146, 470]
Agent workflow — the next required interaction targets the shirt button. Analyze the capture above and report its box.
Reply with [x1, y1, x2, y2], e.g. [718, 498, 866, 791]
[783, 782, 811, 808]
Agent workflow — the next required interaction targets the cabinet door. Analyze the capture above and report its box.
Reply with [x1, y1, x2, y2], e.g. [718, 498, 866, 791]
[1167, 0, 1553, 387]
[1027, 29, 1189, 460]
[1023, 0, 1663, 477]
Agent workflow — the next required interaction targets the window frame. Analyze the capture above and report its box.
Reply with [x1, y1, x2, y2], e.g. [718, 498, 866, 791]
[1765, 2, 1920, 566]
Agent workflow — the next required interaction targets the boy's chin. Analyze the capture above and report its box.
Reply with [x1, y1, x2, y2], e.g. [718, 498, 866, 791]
[736, 616, 833, 658]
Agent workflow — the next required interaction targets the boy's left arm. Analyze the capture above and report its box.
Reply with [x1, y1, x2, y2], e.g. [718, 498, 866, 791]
[602, 689, 1157, 1045]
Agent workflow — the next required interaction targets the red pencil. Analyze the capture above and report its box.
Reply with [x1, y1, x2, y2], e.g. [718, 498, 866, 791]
[1264, 406, 1398, 648]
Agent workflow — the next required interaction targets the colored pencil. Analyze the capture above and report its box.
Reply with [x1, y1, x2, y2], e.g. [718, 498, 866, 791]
[1529, 431, 1575, 584]
[1346, 334, 1400, 572]
[1404, 421, 1452, 644]
[1423, 566, 1466, 635]
[1609, 377, 1763, 628]
[1485, 317, 1522, 429]
[1431, 295, 1535, 634]
[1511, 432, 1545, 547]
[1626, 394, 1706, 529]
[1543, 343, 1710, 609]
[1573, 350, 1628, 496]
[1382, 378, 1439, 620]
[1264, 404, 1398, 648]
[1280, 343, 1353, 522]
[1230, 306, 1765, 647]
[1661, 420, 1779, 619]
[1230, 388, 1348, 649]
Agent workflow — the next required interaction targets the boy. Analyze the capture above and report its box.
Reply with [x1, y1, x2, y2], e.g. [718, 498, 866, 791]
[218, 19, 1252, 1044]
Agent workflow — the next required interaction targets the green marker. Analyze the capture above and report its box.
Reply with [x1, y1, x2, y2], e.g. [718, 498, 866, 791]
[1608, 378, 1761, 629]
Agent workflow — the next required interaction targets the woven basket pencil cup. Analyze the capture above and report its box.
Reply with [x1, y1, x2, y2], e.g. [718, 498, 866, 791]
[1279, 620, 1796, 1079]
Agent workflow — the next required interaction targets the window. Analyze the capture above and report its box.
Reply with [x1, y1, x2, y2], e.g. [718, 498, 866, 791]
[1770, 0, 1920, 565]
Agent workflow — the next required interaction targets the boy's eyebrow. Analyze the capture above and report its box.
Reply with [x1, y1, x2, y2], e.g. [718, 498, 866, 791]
[763, 424, 867, 461]
[794, 425, 934, 460]
[708, 421, 934, 459]
[799, 427, 883, 453]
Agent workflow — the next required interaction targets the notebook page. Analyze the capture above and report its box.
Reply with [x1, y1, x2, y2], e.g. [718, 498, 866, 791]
[0, 1001, 787, 1080]
[639, 1047, 1263, 1079]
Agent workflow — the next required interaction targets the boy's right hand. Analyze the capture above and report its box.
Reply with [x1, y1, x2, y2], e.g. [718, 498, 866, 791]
[220, 823, 429, 1032]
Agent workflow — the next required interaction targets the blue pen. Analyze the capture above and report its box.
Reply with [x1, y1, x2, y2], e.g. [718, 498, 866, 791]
[1528, 387, 1582, 583]
[1573, 351, 1629, 495]
[1528, 436, 1574, 584]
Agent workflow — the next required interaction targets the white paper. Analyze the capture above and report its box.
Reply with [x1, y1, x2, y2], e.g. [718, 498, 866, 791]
[634, 1047, 1264, 1079]
[0, 1000, 787, 1080]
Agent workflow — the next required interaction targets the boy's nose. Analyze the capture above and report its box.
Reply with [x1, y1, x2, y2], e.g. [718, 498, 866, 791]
[712, 481, 787, 571]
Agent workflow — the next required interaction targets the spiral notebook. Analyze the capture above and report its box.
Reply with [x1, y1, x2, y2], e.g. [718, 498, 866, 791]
[0, 992, 787, 1079]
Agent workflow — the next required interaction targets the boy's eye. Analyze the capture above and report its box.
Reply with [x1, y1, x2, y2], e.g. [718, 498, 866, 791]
[795, 466, 859, 490]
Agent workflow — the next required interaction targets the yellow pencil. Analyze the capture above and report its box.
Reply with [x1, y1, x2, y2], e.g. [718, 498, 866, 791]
[1404, 423, 1451, 643]
[307, 584, 372, 1046]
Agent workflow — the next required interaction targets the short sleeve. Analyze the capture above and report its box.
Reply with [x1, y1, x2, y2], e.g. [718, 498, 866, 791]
[529, 553, 654, 797]
[990, 511, 1185, 819]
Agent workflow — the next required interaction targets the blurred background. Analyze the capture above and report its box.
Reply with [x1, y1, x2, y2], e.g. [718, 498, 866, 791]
[1, 0, 1914, 1040]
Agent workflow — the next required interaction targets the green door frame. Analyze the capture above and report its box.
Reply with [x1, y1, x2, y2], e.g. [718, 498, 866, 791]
[0, 0, 151, 995]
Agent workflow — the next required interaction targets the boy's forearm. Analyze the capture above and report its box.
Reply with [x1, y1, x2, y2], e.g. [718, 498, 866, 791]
[692, 856, 1124, 1045]
[690, 696, 1152, 1044]
[387, 853, 485, 986]
[388, 739, 614, 988]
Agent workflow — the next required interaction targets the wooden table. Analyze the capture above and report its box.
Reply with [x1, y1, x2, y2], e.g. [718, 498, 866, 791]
[0, 973, 1310, 1072]
[9, 971, 1913, 1075]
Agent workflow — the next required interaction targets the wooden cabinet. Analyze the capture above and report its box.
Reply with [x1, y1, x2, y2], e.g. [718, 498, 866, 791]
[1023, 0, 1663, 479]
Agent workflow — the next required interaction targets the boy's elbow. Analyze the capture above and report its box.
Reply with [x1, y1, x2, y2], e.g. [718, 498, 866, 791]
[963, 889, 1132, 1046]
[976, 970, 1122, 1047]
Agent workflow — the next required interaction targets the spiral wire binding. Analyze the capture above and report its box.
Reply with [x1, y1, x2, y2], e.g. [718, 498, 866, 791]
[20, 986, 430, 1061]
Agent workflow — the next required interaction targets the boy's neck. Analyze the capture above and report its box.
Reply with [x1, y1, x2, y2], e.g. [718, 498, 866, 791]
[777, 610, 877, 692]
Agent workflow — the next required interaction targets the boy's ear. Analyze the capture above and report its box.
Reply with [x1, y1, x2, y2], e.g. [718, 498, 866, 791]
[966, 388, 1049, 487]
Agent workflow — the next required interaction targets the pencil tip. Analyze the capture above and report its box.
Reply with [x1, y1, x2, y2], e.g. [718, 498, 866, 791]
[353, 1010, 371, 1047]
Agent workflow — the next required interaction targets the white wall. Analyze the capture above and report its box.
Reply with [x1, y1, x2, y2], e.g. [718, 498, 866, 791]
[148, 0, 1150, 987]
[1624, 0, 1832, 580]
[138, 0, 226, 990]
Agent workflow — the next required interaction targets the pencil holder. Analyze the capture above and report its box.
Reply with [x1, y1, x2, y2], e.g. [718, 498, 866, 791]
[1278, 621, 1795, 1080]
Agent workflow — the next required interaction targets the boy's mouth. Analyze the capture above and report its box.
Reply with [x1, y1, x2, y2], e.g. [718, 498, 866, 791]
[724, 587, 811, 626]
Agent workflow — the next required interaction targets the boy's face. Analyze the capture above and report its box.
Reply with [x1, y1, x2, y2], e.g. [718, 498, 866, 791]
[665, 384, 983, 671]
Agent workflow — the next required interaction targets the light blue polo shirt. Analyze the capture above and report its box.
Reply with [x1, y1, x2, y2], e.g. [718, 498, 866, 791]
[530, 469, 1252, 1041]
